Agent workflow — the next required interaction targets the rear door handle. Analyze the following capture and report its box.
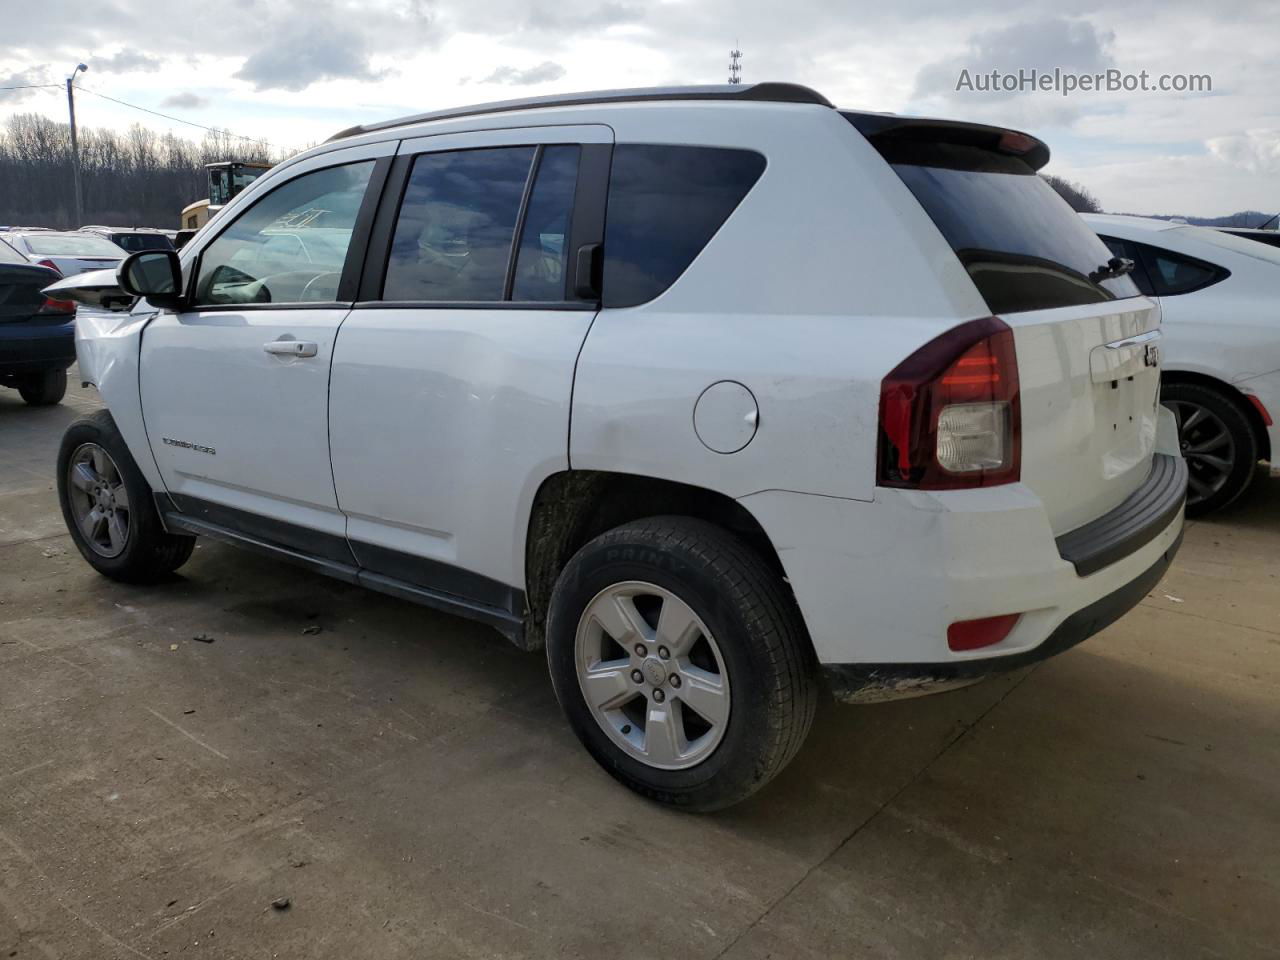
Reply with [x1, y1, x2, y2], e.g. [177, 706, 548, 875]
[264, 340, 318, 358]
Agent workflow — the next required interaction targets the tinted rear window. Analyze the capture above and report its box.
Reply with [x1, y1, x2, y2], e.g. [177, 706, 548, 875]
[603, 145, 766, 308]
[878, 143, 1139, 313]
[114, 233, 175, 252]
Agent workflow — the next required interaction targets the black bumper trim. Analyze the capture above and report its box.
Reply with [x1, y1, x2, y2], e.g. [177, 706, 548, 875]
[823, 527, 1183, 703]
[1055, 454, 1187, 577]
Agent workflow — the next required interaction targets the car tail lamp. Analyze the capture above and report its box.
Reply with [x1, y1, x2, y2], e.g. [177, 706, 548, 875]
[39, 296, 76, 315]
[947, 613, 1020, 652]
[878, 316, 1021, 489]
[1246, 394, 1273, 427]
[35, 259, 62, 275]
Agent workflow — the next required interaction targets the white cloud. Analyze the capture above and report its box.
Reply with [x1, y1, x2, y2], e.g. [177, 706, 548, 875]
[1208, 129, 1280, 175]
[479, 61, 566, 85]
[0, 0, 1276, 215]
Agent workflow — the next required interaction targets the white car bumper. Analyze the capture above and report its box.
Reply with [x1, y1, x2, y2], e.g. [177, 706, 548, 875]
[740, 457, 1186, 703]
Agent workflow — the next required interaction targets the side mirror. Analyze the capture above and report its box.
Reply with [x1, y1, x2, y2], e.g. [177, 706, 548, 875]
[117, 250, 185, 310]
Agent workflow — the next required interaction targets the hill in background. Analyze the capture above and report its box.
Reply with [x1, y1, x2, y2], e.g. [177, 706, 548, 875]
[1111, 210, 1277, 228]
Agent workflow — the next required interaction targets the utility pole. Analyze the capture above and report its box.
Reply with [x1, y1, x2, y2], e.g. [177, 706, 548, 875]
[728, 46, 743, 85]
[66, 62, 88, 227]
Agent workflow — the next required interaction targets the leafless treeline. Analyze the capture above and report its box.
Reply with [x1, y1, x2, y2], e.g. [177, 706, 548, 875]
[0, 113, 284, 229]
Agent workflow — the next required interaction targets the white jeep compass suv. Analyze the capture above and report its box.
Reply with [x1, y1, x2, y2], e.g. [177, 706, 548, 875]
[48, 84, 1186, 810]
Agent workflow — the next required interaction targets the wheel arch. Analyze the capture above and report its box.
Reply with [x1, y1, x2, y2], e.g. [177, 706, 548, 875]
[1162, 368, 1271, 462]
[523, 470, 789, 651]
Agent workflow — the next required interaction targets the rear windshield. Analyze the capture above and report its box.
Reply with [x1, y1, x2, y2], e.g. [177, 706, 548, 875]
[25, 234, 125, 257]
[113, 233, 174, 252]
[870, 139, 1139, 313]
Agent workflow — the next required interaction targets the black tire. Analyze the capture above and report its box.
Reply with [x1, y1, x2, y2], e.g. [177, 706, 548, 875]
[1162, 381, 1259, 516]
[546, 516, 817, 811]
[56, 409, 196, 582]
[19, 368, 67, 406]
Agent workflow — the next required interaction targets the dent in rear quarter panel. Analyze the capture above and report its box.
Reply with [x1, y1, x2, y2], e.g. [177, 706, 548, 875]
[75, 308, 166, 490]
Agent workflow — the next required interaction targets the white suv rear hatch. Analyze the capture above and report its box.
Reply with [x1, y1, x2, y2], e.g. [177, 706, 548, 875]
[850, 114, 1159, 534]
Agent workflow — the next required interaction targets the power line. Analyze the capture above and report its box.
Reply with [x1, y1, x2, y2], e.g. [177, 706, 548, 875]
[0, 83, 62, 91]
[74, 85, 277, 148]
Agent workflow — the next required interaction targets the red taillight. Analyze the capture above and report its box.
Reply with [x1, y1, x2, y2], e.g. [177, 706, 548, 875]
[35, 258, 62, 275]
[997, 131, 1038, 156]
[1246, 393, 1273, 427]
[878, 316, 1021, 489]
[39, 296, 76, 315]
[947, 614, 1020, 652]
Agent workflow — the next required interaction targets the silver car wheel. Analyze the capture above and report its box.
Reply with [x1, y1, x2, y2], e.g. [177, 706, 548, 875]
[574, 580, 731, 771]
[66, 443, 131, 558]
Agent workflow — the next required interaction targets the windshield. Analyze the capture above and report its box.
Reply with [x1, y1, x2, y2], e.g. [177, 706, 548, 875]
[25, 234, 126, 257]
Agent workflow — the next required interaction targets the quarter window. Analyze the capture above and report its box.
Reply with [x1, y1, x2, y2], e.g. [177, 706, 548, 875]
[602, 145, 766, 308]
[1134, 243, 1227, 296]
[384, 147, 535, 302]
[193, 161, 374, 306]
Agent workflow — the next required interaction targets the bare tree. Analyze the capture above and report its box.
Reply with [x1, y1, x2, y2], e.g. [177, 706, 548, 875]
[1041, 173, 1103, 214]
[0, 113, 286, 229]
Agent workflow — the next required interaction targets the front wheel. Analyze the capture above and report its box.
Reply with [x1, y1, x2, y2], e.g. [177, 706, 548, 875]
[19, 368, 67, 406]
[546, 517, 817, 811]
[1162, 382, 1259, 516]
[56, 410, 196, 582]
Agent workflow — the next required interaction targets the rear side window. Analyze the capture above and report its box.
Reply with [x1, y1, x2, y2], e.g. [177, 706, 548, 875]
[864, 131, 1139, 313]
[1133, 242, 1228, 296]
[0, 239, 25, 265]
[602, 145, 766, 308]
[385, 147, 535, 302]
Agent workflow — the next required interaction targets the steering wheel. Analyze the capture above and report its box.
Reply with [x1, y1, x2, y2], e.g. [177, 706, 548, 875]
[300, 271, 342, 301]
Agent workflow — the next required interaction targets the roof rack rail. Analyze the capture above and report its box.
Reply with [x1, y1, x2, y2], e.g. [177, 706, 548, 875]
[326, 82, 833, 143]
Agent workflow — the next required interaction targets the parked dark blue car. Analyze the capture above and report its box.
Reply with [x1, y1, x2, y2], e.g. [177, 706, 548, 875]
[0, 238, 75, 405]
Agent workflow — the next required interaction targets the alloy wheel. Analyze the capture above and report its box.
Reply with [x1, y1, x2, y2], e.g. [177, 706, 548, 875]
[574, 581, 731, 770]
[1166, 399, 1237, 508]
[65, 443, 131, 558]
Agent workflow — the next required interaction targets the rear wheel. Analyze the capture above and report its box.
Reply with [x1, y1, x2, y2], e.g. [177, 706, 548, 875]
[1162, 382, 1259, 516]
[546, 517, 817, 811]
[57, 410, 196, 582]
[18, 368, 67, 406]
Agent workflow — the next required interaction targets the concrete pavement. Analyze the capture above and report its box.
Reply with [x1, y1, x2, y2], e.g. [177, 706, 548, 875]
[2, 375, 1277, 959]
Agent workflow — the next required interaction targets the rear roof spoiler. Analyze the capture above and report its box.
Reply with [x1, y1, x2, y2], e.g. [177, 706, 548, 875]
[842, 111, 1051, 171]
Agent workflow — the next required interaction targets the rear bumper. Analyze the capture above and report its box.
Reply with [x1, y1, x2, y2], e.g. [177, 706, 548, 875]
[1055, 454, 1186, 575]
[739, 457, 1187, 703]
[822, 528, 1183, 702]
[0, 323, 76, 374]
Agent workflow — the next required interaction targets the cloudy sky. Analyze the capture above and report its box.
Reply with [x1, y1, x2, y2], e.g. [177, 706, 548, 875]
[2, 0, 1277, 216]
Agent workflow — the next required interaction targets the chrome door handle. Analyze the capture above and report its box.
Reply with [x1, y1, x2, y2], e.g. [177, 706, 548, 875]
[264, 340, 318, 358]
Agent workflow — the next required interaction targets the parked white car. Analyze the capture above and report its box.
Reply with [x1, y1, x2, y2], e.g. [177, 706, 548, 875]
[48, 84, 1184, 809]
[1085, 214, 1279, 514]
[0, 230, 126, 277]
